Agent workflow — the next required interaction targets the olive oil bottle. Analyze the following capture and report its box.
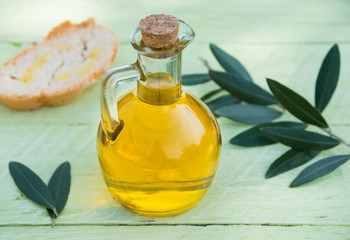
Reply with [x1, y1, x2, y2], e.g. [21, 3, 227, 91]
[97, 14, 221, 216]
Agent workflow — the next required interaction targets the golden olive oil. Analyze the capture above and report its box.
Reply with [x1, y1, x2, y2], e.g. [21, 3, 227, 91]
[97, 73, 221, 216]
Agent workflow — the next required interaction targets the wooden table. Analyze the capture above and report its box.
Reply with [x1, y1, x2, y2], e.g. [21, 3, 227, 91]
[1, 0, 350, 239]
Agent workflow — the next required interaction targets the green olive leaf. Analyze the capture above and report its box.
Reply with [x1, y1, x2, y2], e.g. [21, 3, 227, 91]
[47, 162, 71, 219]
[210, 71, 277, 105]
[230, 121, 307, 147]
[315, 44, 341, 112]
[9, 162, 55, 210]
[260, 127, 339, 151]
[206, 95, 240, 112]
[290, 155, 350, 187]
[182, 74, 211, 85]
[201, 89, 224, 101]
[265, 149, 320, 178]
[215, 104, 282, 124]
[210, 43, 253, 81]
[266, 78, 329, 128]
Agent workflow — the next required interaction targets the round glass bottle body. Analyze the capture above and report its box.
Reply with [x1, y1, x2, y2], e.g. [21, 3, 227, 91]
[97, 80, 221, 216]
[97, 20, 221, 216]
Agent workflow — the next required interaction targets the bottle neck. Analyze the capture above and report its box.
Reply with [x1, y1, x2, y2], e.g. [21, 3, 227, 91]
[137, 52, 182, 105]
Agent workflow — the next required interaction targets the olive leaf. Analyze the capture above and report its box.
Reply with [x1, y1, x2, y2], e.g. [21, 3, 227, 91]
[201, 89, 224, 101]
[260, 127, 340, 151]
[210, 71, 278, 105]
[210, 43, 253, 82]
[182, 74, 211, 85]
[265, 149, 320, 178]
[47, 162, 71, 219]
[315, 44, 340, 112]
[230, 121, 307, 147]
[266, 78, 329, 128]
[206, 95, 240, 112]
[9, 162, 55, 210]
[188, 42, 349, 187]
[215, 104, 282, 124]
[290, 155, 350, 187]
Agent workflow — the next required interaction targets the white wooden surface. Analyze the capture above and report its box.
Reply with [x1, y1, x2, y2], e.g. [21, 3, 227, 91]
[1, 0, 350, 239]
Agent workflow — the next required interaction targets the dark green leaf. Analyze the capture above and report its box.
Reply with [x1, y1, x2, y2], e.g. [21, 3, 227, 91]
[182, 74, 211, 85]
[210, 71, 277, 105]
[215, 104, 282, 124]
[290, 155, 350, 187]
[266, 78, 328, 128]
[9, 162, 55, 209]
[260, 127, 340, 151]
[230, 121, 307, 146]
[266, 149, 320, 178]
[315, 44, 341, 112]
[47, 162, 71, 219]
[206, 95, 240, 112]
[201, 89, 224, 101]
[210, 43, 253, 82]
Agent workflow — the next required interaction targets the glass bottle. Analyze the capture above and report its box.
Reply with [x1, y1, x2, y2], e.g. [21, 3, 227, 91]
[96, 15, 221, 217]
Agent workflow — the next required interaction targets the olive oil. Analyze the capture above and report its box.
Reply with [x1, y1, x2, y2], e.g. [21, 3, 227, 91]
[97, 15, 221, 216]
[97, 73, 221, 216]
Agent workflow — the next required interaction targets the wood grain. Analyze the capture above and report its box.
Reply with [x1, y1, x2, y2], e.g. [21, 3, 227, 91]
[0, 0, 350, 43]
[1, 0, 350, 239]
[1, 124, 350, 226]
[1, 225, 350, 240]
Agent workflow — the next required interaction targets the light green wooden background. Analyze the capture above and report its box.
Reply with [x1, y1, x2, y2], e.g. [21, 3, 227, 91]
[1, 0, 350, 239]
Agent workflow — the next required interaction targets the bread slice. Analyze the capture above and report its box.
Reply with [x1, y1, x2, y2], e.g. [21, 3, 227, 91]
[0, 18, 119, 111]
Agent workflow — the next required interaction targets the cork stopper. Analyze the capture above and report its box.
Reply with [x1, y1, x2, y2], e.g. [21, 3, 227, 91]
[139, 14, 179, 49]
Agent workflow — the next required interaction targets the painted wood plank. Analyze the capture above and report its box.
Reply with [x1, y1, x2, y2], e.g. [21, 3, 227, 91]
[0, 0, 350, 237]
[0, 0, 349, 43]
[1, 225, 349, 240]
[0, 43, 350, 125]
[1, 125, 350, 225]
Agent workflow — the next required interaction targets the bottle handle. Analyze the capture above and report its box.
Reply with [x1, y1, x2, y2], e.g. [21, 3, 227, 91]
[100, 63, 141, 141]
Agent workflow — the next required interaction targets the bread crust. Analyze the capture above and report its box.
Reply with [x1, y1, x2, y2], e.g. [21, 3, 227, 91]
[0, 18, 119, 111]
